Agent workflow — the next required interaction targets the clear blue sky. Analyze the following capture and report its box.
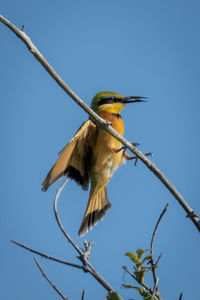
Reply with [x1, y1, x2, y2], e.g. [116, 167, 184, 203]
[1, 1, 200, 299]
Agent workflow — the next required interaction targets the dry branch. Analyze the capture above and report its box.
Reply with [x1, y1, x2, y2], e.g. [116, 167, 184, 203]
[0, 15, 199, 230]
[11, 178, 114, 293]
[34, 257, 69, 300]
[11, 240, 83, 270]
[54, 179, 114, 292]
[150, 203, 169, 291]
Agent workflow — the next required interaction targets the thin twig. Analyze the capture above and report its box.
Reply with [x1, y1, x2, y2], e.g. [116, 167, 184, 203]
[150, 203, 169, 289]
[151, 278, 159, 300]
[81, 289, 85, 300]
[34, 257, 69, 300]
[150, 203, 169, 253]
[122, 266, 153, 293]
[179, 292, 183, 300]
[53, 178, 83, 257]
[54, 179, 114, 292]
[11, 240, 83, 270]
[0, 14, 199, 232]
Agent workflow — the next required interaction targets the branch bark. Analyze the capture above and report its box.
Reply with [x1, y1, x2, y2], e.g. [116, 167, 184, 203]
[34, 257, 69, 300]
[11, 239, 83, 270]
[1, 14, 199, 232]
[54, 179, 114, 292]
[150, 203, 169, 290]
[11, 178, 114, 293]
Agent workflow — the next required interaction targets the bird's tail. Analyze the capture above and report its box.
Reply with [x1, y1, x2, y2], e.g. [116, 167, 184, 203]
[78, 186, 111, 236]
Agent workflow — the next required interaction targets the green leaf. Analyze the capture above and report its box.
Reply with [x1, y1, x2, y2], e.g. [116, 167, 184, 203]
[125, 252, 140, 265]
[142, 292, 159, 300]
[136, 248, 148, 259]
[143, 293, 152, 300]
[106, 291, 123, 300]
[123, 285, 146, 296]
[123, 284, 141, 291]
[140, 254, 152, 266]
[134, 270, 147, 284]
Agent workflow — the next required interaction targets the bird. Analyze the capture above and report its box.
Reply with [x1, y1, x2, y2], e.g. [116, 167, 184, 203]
[42, 91, 145, 236]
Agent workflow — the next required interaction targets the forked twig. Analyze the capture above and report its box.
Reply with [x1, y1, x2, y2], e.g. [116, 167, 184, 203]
[150, 203, 169, 255]
[34, 257, 69, 300]
[150, 203, 169, 291]
[122, 266, 153, 293]
[0, 14, 199, 232]
[53, 179, 114, 291]
[11, 178, 113, 293]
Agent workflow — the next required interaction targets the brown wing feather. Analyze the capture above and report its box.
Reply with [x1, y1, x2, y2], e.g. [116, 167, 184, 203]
[42, 120, 96, 191]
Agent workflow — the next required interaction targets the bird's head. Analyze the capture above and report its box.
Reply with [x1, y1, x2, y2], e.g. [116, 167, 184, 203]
[91, 91, 146, 115]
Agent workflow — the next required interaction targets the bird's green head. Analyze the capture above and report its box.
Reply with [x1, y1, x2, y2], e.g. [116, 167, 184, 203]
[90, 91, 146, 115]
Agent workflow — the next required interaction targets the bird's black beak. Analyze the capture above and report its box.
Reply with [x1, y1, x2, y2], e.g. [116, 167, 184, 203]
[122, 96, 147, 104]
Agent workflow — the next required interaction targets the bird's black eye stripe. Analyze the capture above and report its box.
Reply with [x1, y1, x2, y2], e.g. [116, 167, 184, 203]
[98, 97, 116, 106]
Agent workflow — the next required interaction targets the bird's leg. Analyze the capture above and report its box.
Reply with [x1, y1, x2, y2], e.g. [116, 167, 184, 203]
[124, 152, 153, 166]
[114, 142, 139, 153]
[113, 143, 152, 166]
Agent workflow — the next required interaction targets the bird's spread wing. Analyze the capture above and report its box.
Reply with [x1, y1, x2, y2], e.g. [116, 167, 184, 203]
[42, 120, 96, 191]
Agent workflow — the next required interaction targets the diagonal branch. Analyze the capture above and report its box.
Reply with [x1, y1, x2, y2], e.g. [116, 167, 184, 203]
[0, 14, 199, 232]
[11, 239, 83, 270]
[122, 266, 153, 293]
[11, 178, 114, 293]
[34, 257, 69, 300]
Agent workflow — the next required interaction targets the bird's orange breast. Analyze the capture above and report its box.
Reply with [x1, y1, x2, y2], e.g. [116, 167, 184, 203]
[98, 111, 124, 135]
[90, 111, 125, 187]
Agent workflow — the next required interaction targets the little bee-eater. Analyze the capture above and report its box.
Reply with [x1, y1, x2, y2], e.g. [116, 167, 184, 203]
[42, 91, 145, 236]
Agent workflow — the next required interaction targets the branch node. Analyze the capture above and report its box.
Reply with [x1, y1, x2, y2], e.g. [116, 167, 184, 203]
[186, 210, 198, 219]
[82, 240, 93, 260]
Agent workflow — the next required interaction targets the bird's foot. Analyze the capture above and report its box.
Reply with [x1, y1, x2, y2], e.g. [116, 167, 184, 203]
[114, 142, 139, 153]
[125, 152, 153, 166]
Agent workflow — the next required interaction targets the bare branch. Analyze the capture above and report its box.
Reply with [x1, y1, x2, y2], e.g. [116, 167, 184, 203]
[54, 179, 114, 292]
[82, 240, 93, 260]
[150, 203, 169, 292]
[1, 15, 199, 231]
[122, 266, 153, 293]
[151, 278, 159, 300]
[179, 292, 183, 300]
[81, 289, 85, 300]
[34, 257, 69, 300]
[11, 240, 83, 270]
[150, 203, 169, 254]
[53, 178, 83, 257]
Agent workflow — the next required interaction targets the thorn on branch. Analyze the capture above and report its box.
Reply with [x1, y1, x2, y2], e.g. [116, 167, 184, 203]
[21, 24, 25, 32]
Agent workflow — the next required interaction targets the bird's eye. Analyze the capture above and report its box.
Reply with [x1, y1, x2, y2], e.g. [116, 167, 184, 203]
[104, 97, 114, 102]
[98, 97, 115, 106]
